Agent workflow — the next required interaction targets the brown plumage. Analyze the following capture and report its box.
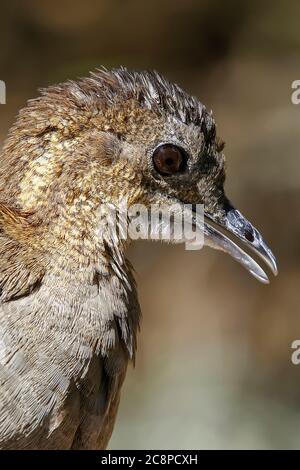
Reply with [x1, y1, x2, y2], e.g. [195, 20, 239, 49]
[0, 68, 277, 449]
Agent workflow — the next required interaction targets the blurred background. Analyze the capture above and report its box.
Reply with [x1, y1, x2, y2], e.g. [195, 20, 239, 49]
[1, 0, 300, 449]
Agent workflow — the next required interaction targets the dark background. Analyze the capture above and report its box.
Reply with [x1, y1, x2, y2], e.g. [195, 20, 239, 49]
[1, 0, 300, 449]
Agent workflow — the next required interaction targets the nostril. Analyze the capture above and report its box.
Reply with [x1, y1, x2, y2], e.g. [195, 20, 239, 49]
[244, 227, 254, 242]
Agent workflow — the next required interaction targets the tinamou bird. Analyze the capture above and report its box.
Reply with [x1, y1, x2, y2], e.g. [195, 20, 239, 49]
[0, 68, 277, 449]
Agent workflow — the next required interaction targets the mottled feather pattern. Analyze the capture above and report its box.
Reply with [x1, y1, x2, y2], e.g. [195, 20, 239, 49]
[0, 68, 220, 449]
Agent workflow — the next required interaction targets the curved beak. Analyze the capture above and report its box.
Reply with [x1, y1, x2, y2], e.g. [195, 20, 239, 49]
[198, 203, 278, 284]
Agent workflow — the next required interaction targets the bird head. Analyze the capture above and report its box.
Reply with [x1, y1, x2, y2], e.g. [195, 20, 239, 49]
[0, 68, 277, 285]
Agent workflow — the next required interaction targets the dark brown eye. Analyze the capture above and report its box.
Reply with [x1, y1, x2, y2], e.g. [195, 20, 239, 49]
[152, 144, 187, 176]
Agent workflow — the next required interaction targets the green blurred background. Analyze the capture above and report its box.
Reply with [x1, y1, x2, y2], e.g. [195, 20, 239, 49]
[1, 0, 300, 449]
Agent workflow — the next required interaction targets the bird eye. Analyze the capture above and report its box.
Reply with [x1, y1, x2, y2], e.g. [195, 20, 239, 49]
[152, 144, 187, 176]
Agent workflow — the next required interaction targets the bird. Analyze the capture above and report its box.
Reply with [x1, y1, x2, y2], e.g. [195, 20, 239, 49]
[0, 67, 277, 449]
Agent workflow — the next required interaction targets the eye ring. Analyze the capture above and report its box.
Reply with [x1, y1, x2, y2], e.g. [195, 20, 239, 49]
[152, 144, 188, 176]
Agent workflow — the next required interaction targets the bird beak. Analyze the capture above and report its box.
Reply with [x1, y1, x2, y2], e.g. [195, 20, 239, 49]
[198, 202, 278, 284]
